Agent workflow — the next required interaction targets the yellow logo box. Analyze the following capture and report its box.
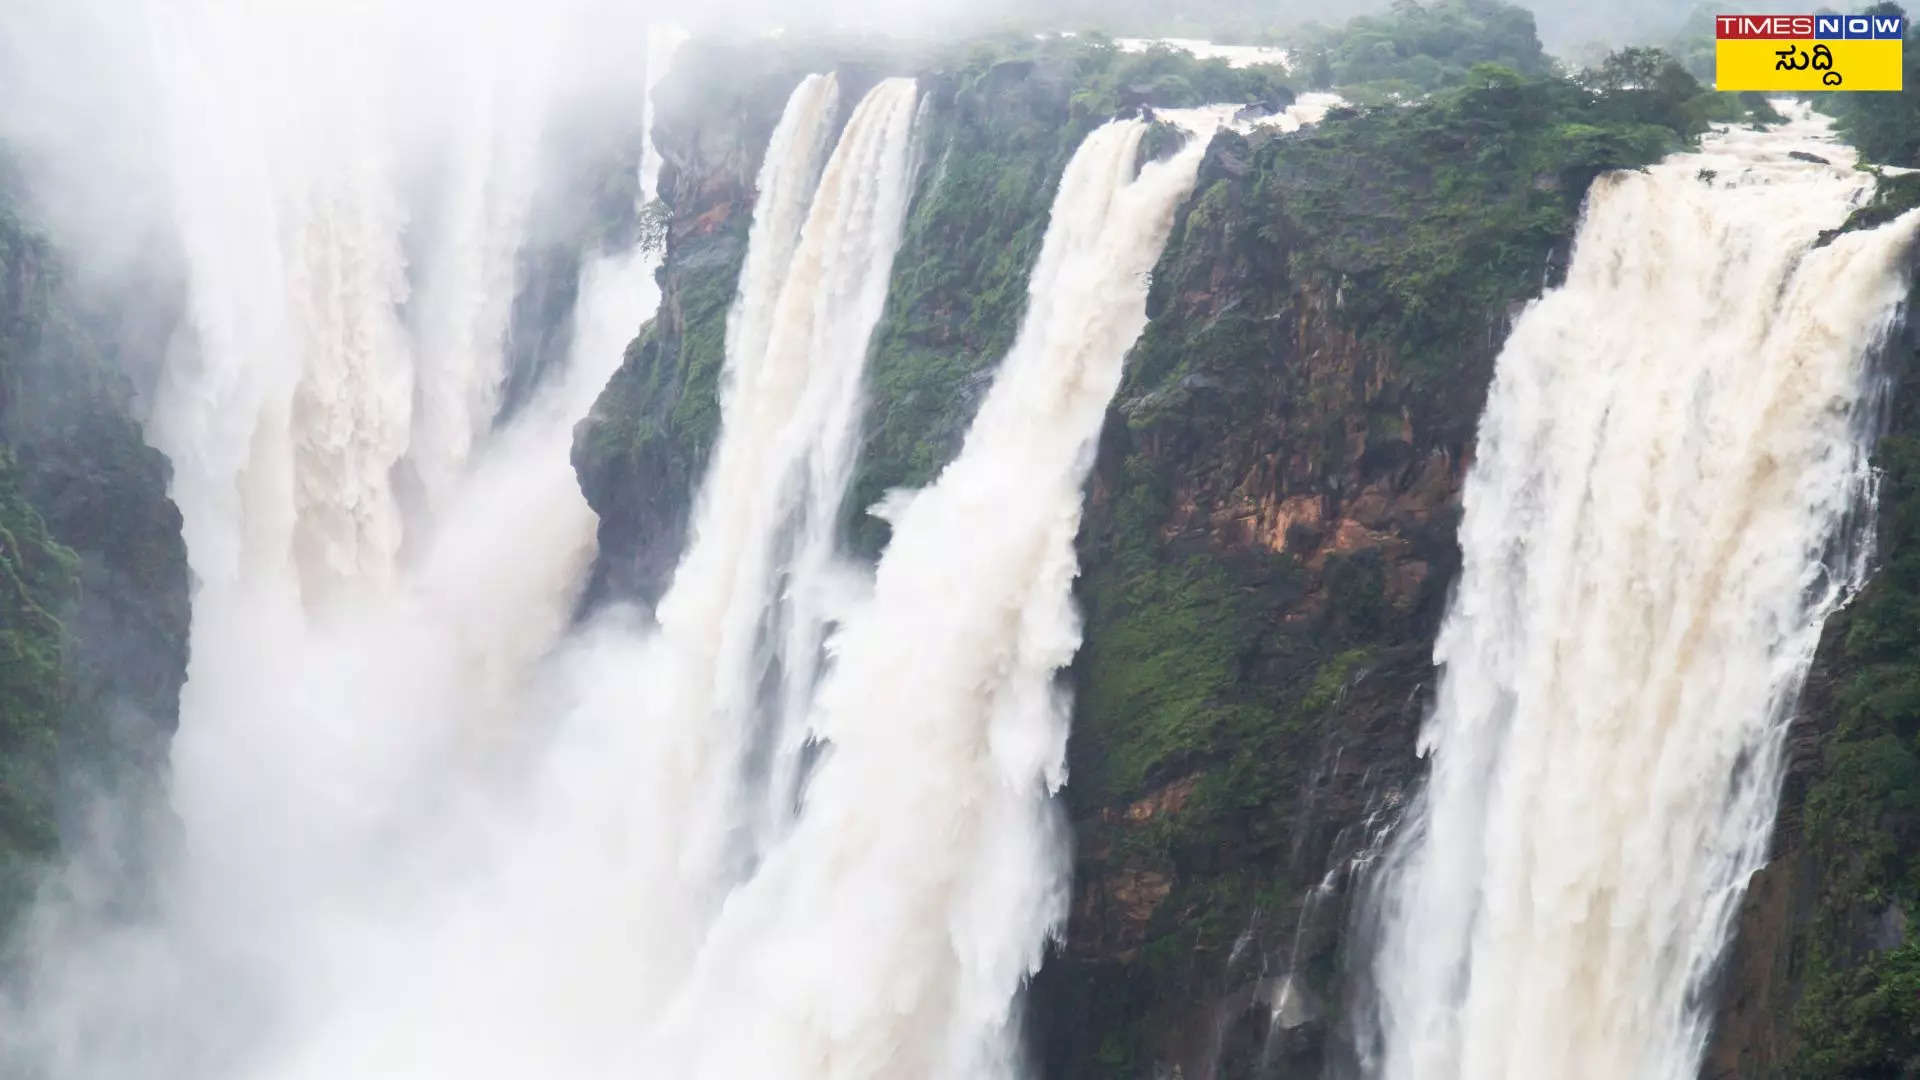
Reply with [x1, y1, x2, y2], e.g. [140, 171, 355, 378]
[1715, 38, 1903, 91]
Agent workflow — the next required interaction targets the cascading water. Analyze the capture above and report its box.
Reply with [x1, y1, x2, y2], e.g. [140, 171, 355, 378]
[400, 37, 542, 528]
[1362, 103, 1920, 1080]
[7, 7, 1297, 1076]
[28, 67, 925, 1079]
[3, 9, 672, 1077]
[637, 74, 924, 869]
[636, 110, 1222, 1080]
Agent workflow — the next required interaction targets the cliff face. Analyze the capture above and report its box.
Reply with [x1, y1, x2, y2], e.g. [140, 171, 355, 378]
[573, 39, 1298, 604]
[1032, 75, 1675, 1072]
[1031, 145, 1480, 1080]
[565, 39, 1721, 1079]
[574, 38, 860, 608]
[0, 197, 190, 928]
[1706, 275, 1920, 1080]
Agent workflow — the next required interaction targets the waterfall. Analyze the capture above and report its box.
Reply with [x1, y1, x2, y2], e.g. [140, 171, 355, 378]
[3, 12, 672, 1077]
[566, 22, 689, 424]
[2, 4, 1268, 1072]
[637, 111, 1221, 1080]
[400, 37, 541, 528]
[722, 75, 842, 382]
[758, 78, 926, 847]
[616, 73, 922, 903]
[91, 71, 926, 1078]
[1363, 104, 1920, 1080]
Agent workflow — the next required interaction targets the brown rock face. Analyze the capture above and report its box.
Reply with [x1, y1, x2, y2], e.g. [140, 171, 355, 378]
[1074, 869, 1176, 962]
[1033, 128, 1522, 1080]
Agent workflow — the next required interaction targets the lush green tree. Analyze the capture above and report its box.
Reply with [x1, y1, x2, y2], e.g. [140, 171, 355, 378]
[1066, 41, 1294, 118]
[1289, 0, 1553, 98]
[1580, 46, 1711, 136]
[1823, 2, 1920, 165]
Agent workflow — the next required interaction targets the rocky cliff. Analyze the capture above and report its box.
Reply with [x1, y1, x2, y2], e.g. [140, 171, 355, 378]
[1032, 69, 1695, 1077]
[570, 36, 1705, 1077]
[0, 189, 190, 931]
[574, 37, 866, 607]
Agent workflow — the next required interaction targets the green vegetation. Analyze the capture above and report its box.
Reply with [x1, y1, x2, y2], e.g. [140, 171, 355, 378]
[573, 36, 849, 600]
[0, 450, 76, 920]
[1665, 2, 1722, 83]
[576, 231, 742, 484]
[1288, 0, 1553, 99]
[848, 54, 1087, 556]
[0, 200, 68, 924]
[1790, 414, 1920, 1077]
[0, 203, 76, 927]
[1066, 36, 1293, 118]
[1245, 56, 1696, 394]
[1046, 38, 1714, 1075]
[1073, 457, 1300, 807]
[1822, 3, 1920, 166]
[1825, 170, 1920, 246]
[1289, 0, 1778, 133]
[0, 180, 189, 936]
[849, 35, 1299, 556]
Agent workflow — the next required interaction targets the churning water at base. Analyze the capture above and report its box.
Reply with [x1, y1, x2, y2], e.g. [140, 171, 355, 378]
[1363, 104, 1920, 1080]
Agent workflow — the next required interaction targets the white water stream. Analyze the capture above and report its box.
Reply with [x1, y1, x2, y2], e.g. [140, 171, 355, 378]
[1365, 104, 1920, 1080]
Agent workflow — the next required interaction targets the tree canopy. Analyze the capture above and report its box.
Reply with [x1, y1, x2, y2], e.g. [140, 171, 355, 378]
[1823, 2, 1920, 165]
[1288, 0, 1554, 99]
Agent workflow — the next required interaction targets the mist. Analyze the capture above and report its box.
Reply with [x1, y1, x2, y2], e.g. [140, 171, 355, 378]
[0, 3, 672, 1077]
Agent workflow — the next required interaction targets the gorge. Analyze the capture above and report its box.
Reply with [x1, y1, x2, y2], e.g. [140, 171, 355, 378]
[3, 2, 1920, 1079]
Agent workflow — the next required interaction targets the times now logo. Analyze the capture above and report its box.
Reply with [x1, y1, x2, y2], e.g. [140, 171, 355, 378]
[1715, 13, 1905, 38]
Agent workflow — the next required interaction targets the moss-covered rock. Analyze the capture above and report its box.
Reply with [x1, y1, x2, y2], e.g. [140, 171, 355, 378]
[1035, 67, 1685, 1079]
[848, 49, 1091, 557]
[576, 33, 1307, 596]
[0, 186, 189, 934]
[0, 449, 76, 920]
[574, 38, 842, 606]
[1822, 170, 1920, 249]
